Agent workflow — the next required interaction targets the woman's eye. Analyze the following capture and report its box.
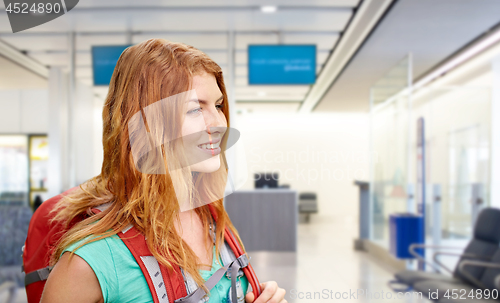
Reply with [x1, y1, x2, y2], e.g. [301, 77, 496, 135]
[187, 104, 223, 115]
[187, 107, 202, 115]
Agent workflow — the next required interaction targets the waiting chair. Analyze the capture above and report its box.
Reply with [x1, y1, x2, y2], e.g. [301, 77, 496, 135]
[298, 193, 317, 223]
[416, 248, 500, 302]
[391, 207, 500, 290]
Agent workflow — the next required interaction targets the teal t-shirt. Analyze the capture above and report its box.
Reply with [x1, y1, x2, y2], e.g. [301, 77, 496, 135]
[62, 234, 249, 303]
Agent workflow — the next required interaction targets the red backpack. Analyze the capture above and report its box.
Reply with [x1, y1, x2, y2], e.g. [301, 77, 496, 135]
[22, 187, 261, 303]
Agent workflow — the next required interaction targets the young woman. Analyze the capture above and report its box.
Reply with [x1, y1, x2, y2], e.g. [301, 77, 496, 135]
[40, 38, 286, 303]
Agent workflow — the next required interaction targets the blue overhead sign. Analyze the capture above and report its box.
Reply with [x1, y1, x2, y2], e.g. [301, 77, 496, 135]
[248, 45, 316, 85]
[92, 45, 131, 86]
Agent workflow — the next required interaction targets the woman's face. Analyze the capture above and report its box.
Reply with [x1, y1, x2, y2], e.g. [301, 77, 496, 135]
[181, 72, 227, 173]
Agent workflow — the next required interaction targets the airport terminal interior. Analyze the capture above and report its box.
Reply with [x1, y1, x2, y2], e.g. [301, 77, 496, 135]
[1, 0, 500, 302]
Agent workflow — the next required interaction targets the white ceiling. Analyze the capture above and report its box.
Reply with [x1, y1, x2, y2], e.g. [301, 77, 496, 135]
[236, 101, 301, 114]
[0, 55, 46, 89]
[314, 0, 500, 112]
[2, 0, 498, 114]
[0, 0, 361, 113]
[73, 0, 359, 8]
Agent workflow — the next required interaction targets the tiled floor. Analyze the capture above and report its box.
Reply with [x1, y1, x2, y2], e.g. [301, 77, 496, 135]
[253, 214, 430, 303]
[2, 214, 433, 303]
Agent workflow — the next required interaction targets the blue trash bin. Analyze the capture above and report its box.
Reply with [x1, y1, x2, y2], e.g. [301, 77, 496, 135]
[389, 213, 424, 259]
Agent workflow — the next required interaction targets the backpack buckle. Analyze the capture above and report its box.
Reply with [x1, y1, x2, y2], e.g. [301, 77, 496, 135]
[236, 255, 249, 268]
[225, 255, 248, 279]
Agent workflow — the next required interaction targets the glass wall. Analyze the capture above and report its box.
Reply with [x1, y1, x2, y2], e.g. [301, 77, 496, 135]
[370, 56, 491, 248]
[370, 56, 411, 246]
[409, 86, 491, 240]
[371, 95, 411, 245]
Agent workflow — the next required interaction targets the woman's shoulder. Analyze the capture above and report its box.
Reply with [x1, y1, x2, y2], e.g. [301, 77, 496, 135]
[63, 233, 153, 302]
[64, 233, 120, 249]
[41, 251, 105, 303]
[42, 235, 123, 303]
[62, 233, 137, 282]
[62, 235, 122, 279]
[60, 234, 136, 302]
[63, 234, 125, 260]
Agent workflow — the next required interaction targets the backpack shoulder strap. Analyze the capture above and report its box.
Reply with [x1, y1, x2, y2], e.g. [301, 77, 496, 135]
[101, 203, 261, 303]
[206, 203, 261, 301]
[118, 226, 187, 303]
[176, 217, 248, 303]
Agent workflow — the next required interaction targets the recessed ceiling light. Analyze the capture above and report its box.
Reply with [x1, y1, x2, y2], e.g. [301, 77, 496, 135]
[261, 6, 277, 13]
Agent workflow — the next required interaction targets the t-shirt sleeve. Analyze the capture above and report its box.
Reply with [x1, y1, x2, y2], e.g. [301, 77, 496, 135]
[62, 237, 119, 303]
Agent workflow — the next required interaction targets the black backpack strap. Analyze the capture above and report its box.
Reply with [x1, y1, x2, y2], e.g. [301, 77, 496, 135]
[24, 266, 53, 286]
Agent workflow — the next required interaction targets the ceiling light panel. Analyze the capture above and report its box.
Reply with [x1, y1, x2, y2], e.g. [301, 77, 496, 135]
[261, 6, 277, 13]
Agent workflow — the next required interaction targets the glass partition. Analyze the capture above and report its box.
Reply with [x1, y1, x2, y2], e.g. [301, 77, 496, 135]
[370, 56, 411, 247]
[409, 86, 491, 240]
[370, 54, 492, 248]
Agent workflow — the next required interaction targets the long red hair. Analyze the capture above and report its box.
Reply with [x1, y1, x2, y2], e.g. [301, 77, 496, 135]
[50, 38, 244, 293]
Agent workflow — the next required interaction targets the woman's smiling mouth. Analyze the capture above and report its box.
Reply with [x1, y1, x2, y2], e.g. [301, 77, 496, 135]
[197, 139, 221, 156]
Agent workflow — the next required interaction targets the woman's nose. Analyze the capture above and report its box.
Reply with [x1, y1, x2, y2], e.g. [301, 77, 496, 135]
[204, 107, 225, 130]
